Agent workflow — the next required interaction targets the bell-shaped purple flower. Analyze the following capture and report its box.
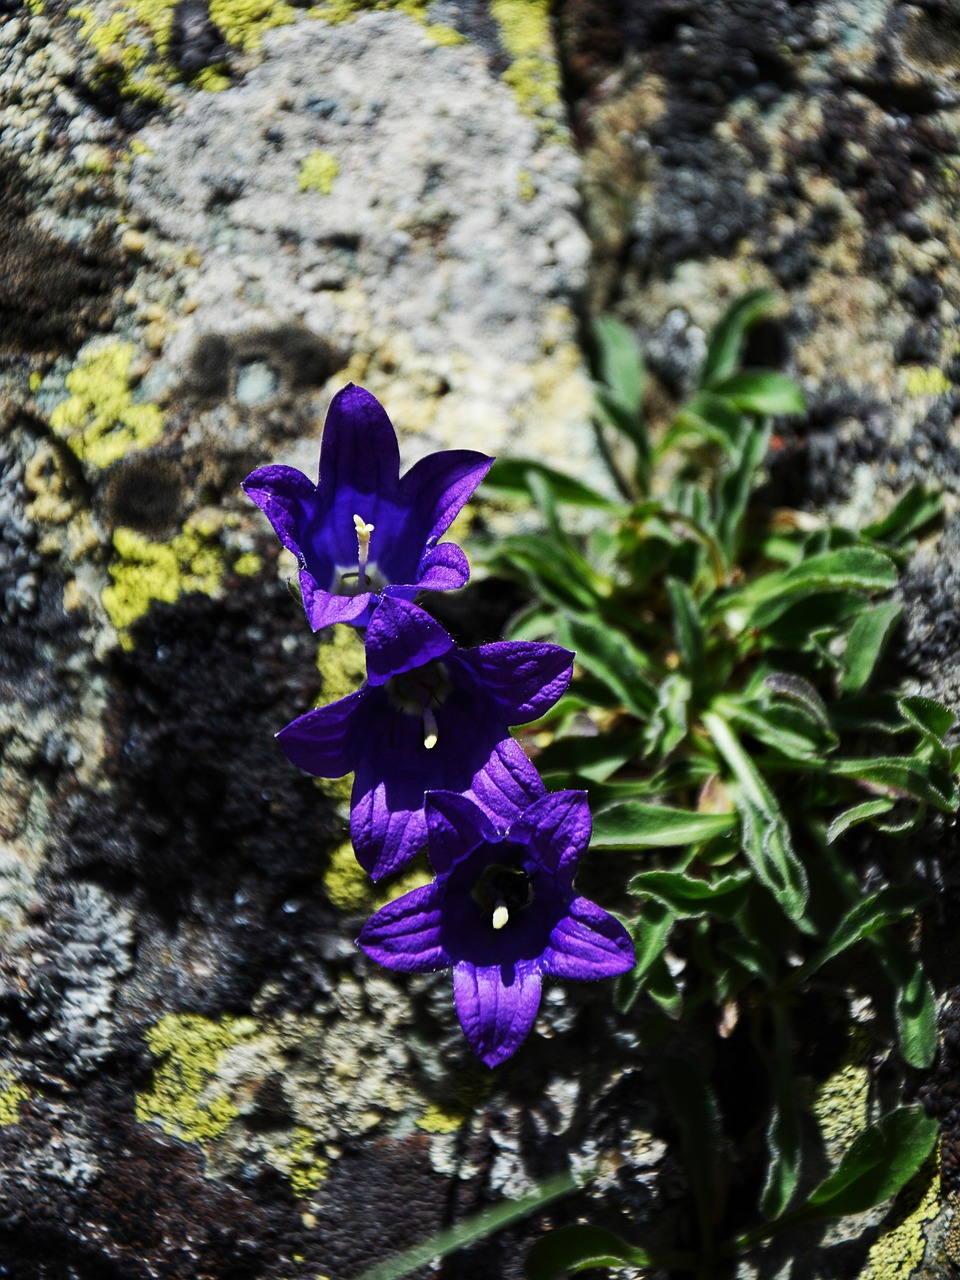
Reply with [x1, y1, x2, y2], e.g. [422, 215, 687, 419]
[357, 790, 636, 1067]
[243, 384, 492, 631]
[277, 596, 573, 880]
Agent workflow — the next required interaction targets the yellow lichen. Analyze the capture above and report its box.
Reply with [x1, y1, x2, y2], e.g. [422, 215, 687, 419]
[102, 523, 224, 646]
[310, 0, 460, 44]
[490, 0, 563, 134]
[316, 624, 367, 703]
[861, 1157, 939, 1280]
[903, 366, 952, 397]
[136, 1013, 258, 1144]
[298, 151, 340, 195]
[517, 169, 536, 200]
[283, 1126, 329, 1197]
[68, 4, 172, 104]
[28, 371, 42, 393]
[416, 1102, 466, 1134]
[208, 0, 297, 48]
[0, 1076, 28, 1127]
[806, 1027, 871, 1163]
[50, 342, 164, 471]
[233, 551, 262, 576]
[323, 839, 373, 913]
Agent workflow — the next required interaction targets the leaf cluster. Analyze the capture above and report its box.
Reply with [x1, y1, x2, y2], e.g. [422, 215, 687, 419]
[473, 291, 952, 1271]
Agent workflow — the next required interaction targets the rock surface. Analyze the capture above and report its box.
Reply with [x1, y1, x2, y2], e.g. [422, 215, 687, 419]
[1, 0, 959, 1277]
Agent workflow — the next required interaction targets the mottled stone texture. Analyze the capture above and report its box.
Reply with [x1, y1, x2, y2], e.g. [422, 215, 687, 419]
[1, 0, 959, 1276]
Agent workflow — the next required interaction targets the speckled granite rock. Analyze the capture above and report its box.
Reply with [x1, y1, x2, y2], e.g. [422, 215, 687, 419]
[3, 0, 960, 1277]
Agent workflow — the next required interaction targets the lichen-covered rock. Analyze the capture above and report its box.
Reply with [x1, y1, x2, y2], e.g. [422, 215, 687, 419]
[3, 0, 960, 1277]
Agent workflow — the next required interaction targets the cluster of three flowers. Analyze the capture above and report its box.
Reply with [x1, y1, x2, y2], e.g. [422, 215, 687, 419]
[244, 384, 635, 1066]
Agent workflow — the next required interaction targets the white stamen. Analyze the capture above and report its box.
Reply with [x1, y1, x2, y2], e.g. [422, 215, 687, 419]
[423, 707, 439, 750]
[492, 900, 509, 931]
[353, 513, 374, 568]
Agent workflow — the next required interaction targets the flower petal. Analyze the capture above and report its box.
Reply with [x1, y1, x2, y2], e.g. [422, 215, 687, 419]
[453, 960, 542, 1068]
[398, 450, 493, 545]
[469, 735, 545, 825]
[541, 897, 636, 981]
[460, 642, 573, 724]
[275, 689, 367, 778]
[414, 542, 471, 593]
[300, 573, 377, 631]
[242, 464, 318, 561]
[318, 384, 401, 501]
[424, 791, 501, 874]
[509, 790, 591, 887]
[357, 883, 450, 971]
[365, 597, 454, 685]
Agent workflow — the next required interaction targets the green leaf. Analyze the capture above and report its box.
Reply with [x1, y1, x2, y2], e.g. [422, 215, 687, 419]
[356, 1171, 581, 1280]
[659, 1057, 724, 1244]
[798, 1107, 937, 1221]
[716, 419, 771, 559]
[557, 615, 658, 719]
[629, 870, 750, 921]
[709, 370, 806, 416]
[535, 732, 642, 784]
[825, 798, 896, 843]
[862, 484, 943, 545]
[763, 672, 832, 731]
[700, 288, 776, 387]
[592, 802, 737, 850]
[876, 938, 938, 1068]
[761, 1007, 801, 1220]
[490, 534, 605, 613]
[525, 1224, 652, 1280]
[482, 458, 620, 510]
[742, 547, 898, 628]
[831, 756, 958, 811]
[592, 315, 645, 415]
[667, 391, 744, 457]
[641, 673, 692, 763]
[719, 698, 832, 762]
[666, 577, 705, 673]
[615, 900, 676, 1014]
[841, 601, 903, 694]
[703, 712, 810, 924]
[798, 886, 927, 978]
[899, 694, 956, 764]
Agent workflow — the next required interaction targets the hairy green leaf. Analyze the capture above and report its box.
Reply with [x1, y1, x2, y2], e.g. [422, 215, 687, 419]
[592, 802, 737, 850]
[799, 1108, 937, 1220]
[709, 370, 806, 417]
[525, 1224, 652, 1280]
[700, 288, 776, 387]
[841, 601, 903, 694]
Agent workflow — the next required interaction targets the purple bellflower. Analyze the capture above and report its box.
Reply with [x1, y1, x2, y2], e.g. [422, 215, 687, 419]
[277, 596, 573, 881]
[357, 790, 636, 1067]
[243, 384, 493, 630]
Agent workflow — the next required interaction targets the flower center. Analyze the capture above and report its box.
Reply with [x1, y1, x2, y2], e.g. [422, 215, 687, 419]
[384, 661, 452, 750]
[471, 863, 534, 931]
[331, 511, 388, 596]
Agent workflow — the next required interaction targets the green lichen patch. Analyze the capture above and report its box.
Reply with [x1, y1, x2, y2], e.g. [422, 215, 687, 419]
[316, 624, 367, 703]
[298, 151, 340, 195]
[135, 1013, 258, 1144]
[102, 521, 225, 646]
[50, 342, 164, 472]
[0, 1076, 29, 1127]
[490, 0, 564, 137]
